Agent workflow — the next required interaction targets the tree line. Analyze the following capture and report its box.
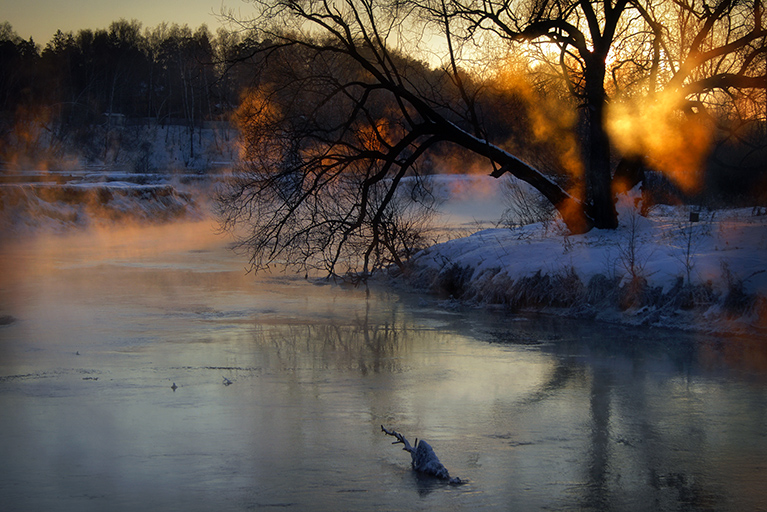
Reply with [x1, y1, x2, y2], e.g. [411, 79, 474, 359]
[0, 20, 256, 124]
[0, 19, 270, 165]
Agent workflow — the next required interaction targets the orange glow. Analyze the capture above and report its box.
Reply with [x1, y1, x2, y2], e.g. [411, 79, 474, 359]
[699, 333, 767, 379]
[0, 182, 206, 233]
[355, 118, 399, 153]
[611, 175, 632, 197]
[491, 56, 584, 179]
[431, 149, 490, 175]
[559, 185, 589, 233]
[607, 90, 713, 193]
[0, 219, 227, 300]
[232, 87, 282, 163]
[0, 104, 56, 171]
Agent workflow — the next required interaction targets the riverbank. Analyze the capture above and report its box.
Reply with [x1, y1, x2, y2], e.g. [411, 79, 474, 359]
[406, 193, 767, 337]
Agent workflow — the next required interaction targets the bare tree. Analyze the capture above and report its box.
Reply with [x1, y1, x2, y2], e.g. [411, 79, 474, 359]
[438, 0, 765, 221]
[217, 64, 442, 275]
[218, 0, 578, 275]
[218, 0, 765, 274]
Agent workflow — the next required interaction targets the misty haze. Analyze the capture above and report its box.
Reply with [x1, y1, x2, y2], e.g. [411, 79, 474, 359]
[1, 1, 766, 511]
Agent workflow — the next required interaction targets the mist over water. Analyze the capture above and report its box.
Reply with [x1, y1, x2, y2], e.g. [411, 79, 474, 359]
[1, 210, 766, 510]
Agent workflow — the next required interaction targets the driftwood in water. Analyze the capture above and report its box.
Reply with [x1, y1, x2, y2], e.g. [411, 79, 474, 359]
[381, 425, 462, 484]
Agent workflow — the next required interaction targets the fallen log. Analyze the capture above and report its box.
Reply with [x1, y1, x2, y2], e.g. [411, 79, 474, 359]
[381, 425, 463, 484]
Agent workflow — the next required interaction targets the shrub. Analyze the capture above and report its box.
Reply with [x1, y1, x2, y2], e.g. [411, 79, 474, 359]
[435, 263, 475, 298]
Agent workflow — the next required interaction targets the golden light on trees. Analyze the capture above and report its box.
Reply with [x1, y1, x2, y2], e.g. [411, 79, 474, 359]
[232, 87, 282, 163]
[489, 53, 584, 180]
[607, 89, 714, 193]
[215, 0, 766, 274]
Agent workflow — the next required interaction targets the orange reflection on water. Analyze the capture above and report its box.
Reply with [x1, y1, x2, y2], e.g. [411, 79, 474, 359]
[697, 328, 767, 380]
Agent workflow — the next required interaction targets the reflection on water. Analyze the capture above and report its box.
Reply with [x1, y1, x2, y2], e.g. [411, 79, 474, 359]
[1, 222, 766, 511]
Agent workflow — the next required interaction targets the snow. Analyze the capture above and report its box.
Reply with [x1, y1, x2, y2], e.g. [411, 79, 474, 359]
[0, 179, 206, 232]
[410, 182, 767, 334]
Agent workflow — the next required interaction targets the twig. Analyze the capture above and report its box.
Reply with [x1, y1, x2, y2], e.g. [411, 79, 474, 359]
[381, 425, 415, 453]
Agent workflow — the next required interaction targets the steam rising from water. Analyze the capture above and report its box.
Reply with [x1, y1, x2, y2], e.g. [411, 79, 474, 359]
[0, 167, 218, 233]
[607, 90, 713, 193]
[491, 57, 584, 180]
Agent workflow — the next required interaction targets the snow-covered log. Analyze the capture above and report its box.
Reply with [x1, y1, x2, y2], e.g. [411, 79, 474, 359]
[381, 425, 462, 484]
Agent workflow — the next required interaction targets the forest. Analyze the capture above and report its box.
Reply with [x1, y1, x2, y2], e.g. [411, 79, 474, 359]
[0, 19, 259, 168]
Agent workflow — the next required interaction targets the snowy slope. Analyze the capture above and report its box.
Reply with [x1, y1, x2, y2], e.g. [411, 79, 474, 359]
[409, 185, 767, 334]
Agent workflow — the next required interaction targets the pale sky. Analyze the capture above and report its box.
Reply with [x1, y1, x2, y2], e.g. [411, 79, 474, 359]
[1, 0, 246, 44]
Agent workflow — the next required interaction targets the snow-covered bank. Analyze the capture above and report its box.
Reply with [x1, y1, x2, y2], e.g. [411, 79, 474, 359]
[408, 194, 767, 336]
[0, 167, 222, 233]
[1, 122, 237, 231]
[0, 182, 208, 232]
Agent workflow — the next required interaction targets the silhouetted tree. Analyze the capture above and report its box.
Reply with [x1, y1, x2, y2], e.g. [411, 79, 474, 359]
[439, 0, 765, 217]
[217, 0, 765, 273]
[0, 23, 39, 113]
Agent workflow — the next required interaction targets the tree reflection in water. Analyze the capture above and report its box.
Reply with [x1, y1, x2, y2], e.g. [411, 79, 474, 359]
[244, 297, 767, 511]
[251, 295, 408, 374]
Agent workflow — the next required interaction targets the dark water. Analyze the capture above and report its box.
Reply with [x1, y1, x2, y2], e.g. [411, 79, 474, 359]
[0, 222, 765, 511]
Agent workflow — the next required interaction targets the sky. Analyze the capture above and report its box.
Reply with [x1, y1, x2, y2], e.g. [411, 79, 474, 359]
[1, 0, 245, 44]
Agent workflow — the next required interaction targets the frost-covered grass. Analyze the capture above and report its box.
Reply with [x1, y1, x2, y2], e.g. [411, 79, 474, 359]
[407, 188, 767, 335]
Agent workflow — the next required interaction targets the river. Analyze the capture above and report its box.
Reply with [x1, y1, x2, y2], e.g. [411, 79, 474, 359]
[0, 219, 765, 511]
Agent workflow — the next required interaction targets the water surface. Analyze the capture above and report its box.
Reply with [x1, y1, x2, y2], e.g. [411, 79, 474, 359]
[1, 221, 765, 511]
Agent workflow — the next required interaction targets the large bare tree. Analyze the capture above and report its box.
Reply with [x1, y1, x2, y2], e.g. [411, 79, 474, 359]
[219, 0, 765, 274]
[443, 0, 765, 219]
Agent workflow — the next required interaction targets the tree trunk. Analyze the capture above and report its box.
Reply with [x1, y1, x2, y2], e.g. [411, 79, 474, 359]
[584, 62, 618, 230]
[438, 122, 592, 233]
